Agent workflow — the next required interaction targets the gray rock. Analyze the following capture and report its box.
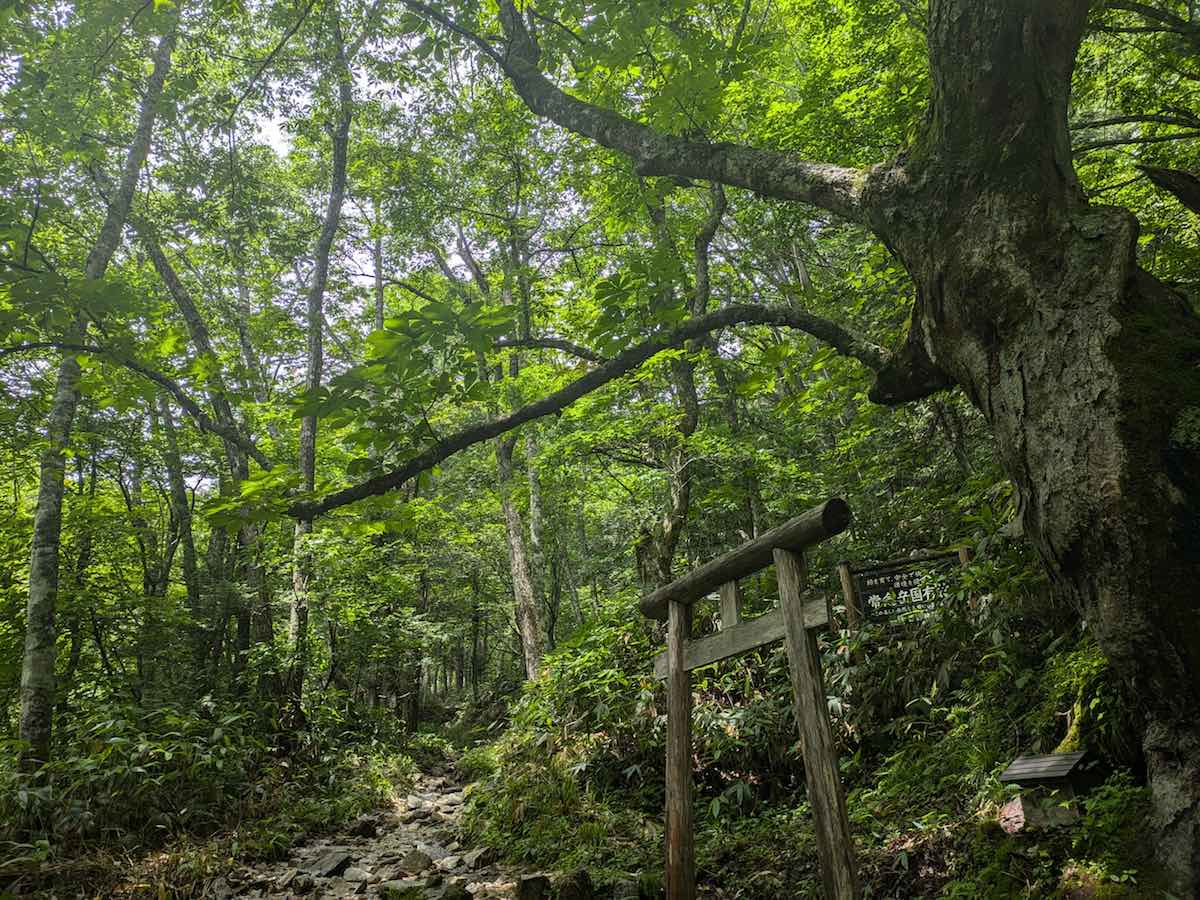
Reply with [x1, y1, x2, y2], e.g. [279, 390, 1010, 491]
[435, 855, 461, 872]
[399, 848, 434, 873]
[437, 882, 471, 900]
[349, 816, 380, 838]
[344, 866, 379, 883]
[517, 874, 551, 900]
[276, 868, 300, 889]
[462, 846, 496, 870]
[416, 841, 450, 861]
[375, 878, 425, 898]
[553, 869, 594, 900]
[305, 850, 353, 877]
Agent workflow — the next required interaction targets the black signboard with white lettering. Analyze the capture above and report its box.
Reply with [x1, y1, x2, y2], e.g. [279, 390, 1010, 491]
[853, 552, 960, 621]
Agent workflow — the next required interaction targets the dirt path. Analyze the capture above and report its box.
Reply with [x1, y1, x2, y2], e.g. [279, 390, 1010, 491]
[209, 768, 555, 900]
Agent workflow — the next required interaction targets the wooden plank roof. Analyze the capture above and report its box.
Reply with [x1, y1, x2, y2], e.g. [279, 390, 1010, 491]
[999, 751, 1087, 784]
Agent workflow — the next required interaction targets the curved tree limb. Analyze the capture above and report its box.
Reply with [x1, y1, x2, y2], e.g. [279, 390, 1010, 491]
[289, 302, 888, 519]
[494, 337, 607, 363]
[1072, 113, 1200, 130]
[1103, 0, 1200, 54]
[225, 0, 320, 125]
[0, 342, 272, 469]
[1139, 164, 1200, 214]
[401, 0, 874, 224]
[1075, 130, 1200, 153]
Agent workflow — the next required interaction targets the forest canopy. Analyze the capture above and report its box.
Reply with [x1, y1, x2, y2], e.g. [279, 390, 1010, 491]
[1, 0, 1198, 897]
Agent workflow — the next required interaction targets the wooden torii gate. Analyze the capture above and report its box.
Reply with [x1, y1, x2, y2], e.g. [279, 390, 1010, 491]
[641, 499, 860, 900]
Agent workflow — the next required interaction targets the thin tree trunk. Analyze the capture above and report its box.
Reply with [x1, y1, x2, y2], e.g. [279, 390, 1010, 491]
[470, 573, 482, 703]
[290, 25, 352, 710]
[373, 199, 385, 331]
[158, 396, 201, 624]
[18, 16, 177, 772]
[526, 431, 546, 612]
[497, 436, 543, 680]
[235, 265, 268, 404]
[56, 454, 96, 723]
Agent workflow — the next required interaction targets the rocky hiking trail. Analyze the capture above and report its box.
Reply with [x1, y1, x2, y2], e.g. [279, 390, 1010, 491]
[211, 767, 599, 900]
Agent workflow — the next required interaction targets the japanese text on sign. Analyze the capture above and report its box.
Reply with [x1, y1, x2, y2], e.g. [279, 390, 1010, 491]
[855, 561, 953, 621]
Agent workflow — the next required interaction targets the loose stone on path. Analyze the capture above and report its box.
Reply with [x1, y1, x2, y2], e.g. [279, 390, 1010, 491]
[211, 770, 542, 900]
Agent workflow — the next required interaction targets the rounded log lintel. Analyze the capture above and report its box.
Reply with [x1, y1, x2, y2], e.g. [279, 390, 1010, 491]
[639, 498, 851, 620]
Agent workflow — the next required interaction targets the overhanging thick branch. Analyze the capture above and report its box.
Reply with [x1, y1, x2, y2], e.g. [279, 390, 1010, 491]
[1139, 164, 1200, 215]
[402, 0, 874, 225]
[0, 341, 271, 468]
[1103, 1, 1200, 54]
[290, 303, 887, 519]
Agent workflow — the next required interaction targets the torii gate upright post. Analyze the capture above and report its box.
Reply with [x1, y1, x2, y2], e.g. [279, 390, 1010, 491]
[642, 498, 861, 900]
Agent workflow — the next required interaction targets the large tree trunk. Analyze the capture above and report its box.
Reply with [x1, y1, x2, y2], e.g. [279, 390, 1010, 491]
[860, 3, 1200, 889]
[18, 17, 177, 772]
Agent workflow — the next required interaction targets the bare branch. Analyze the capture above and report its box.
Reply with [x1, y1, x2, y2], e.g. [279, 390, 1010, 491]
[388, 279, 442, 305]
[1100, 1, 1200, 53]
[226, 0, 319, 125]
[1072, 113, 1200, 130]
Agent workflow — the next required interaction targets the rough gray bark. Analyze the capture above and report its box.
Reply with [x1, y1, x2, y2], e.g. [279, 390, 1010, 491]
[18, 15, 177, 772]
[497, 436, 544, 680]
[289, 25, 353, 706]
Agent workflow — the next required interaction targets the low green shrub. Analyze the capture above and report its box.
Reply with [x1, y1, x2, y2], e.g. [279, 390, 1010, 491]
[0, 697, 417, 882]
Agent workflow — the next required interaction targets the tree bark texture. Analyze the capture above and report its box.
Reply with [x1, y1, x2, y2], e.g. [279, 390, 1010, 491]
[18, 16, 177, 772]
[867, 7, 1200, 887]
[482, 0, 1200, 888]
[290, 25, 352, 707]
[496, 436, 544, 680]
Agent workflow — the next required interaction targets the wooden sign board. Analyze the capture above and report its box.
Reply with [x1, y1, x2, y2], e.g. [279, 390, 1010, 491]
[852, 551, 960, 621]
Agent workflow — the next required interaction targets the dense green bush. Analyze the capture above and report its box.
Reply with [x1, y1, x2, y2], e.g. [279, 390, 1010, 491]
[462, 536, 1153, 896]
[2, 700, 266, 847]
[0, 698, 417, 875]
